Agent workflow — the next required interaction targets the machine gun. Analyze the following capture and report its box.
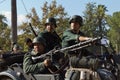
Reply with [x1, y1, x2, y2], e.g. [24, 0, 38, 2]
[0, 53, 25, 67]
[32, 37, 101, 60]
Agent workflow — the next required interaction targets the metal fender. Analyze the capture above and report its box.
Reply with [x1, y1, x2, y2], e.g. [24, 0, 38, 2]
[0, 70, 22, 80]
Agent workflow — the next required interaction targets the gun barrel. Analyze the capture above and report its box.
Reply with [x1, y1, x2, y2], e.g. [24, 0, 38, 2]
[59, 37, 101, 52]
[32, 37, 101, 60]
[29, 23, 38, 37]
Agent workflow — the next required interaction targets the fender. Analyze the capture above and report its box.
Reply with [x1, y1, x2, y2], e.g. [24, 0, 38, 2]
[0, 70, 22, 80]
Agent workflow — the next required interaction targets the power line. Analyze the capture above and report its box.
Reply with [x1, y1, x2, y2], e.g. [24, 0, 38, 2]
[21, 0, 29, 14]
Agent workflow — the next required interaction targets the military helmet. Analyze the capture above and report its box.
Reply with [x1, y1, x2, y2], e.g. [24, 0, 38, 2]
[32, 37, 46, 46]
[13, 44, 21, 50]
[45, 17, 57, 27]
[69, 15, 83, 26]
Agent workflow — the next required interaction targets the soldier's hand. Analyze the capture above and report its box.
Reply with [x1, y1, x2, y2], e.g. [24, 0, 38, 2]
[79, 36, 92, 41]
[43, 59, 51, 67]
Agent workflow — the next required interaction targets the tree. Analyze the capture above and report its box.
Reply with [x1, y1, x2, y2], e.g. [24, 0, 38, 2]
[83, 3, 108, 37]
[18, 0, 69, 51]
[0, 14, 11, 51]
[107, 12, 120, 53]
[19, 0, 69, 35]
[0, 14, 8, 29]
[41, 0, 69, 36]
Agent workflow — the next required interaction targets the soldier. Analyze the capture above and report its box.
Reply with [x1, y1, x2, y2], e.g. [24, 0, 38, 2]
[62, 15, 102, 80]
[62, 15, 91, 48]
[38, 17, 62, 52]
[25, 38, 33, 52]
[23, 37, 58, 74]
[11, 43, 22, 54]
[0, 43, 24, 68]
[38, 17, 64, 70]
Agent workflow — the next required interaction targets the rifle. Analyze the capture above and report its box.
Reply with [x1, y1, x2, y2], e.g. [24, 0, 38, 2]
[32, 37, 101, 60]
[29, 23, 38, 37]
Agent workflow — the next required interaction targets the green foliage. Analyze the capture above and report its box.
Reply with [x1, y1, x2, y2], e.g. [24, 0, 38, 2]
[17, 34, 34, 52]
[40, 0, 69, 36]
[82, 3, 108, 37]
[107, 12, 120, 53]
[18, 0, 69, 50]
[0, 14, 11, 51]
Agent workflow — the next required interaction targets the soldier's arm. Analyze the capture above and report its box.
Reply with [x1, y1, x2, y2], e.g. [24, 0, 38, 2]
[23, 53, 46, 74]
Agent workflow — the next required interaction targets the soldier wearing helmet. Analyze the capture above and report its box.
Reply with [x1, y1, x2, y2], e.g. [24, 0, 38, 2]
[38, 17, 61, 52]
[69, 15, 83, 26]
[62, 15, 91, 48]
[62, 15, 101, 80]
[45, 17, 57, 28]
[23, 37, 58, 74]
[11, 43, 22, 54]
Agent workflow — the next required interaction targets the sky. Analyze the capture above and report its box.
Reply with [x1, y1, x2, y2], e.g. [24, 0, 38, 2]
[0, 0, 120, 26]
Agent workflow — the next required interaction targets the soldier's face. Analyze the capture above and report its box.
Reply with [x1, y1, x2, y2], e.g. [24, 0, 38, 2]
[12, 47, 20, 54]
[46, 23, 55, 32]
[70, 22, 80, 31]
[33, 43, 45, 54]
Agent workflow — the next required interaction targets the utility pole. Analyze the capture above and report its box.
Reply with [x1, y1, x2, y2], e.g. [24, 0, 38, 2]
[11, 0, 17, 44]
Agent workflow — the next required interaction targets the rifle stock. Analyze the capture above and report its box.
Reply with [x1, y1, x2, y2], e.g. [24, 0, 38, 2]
[32, 37, 101, 60]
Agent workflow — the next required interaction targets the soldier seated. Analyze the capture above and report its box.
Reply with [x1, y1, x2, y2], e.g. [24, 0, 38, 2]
[23, 37, 58, 74]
